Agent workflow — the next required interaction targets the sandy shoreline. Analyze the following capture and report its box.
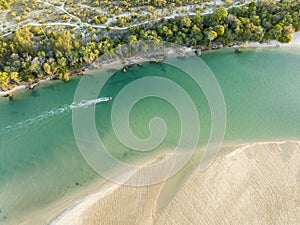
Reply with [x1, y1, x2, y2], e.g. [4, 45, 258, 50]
[47, 153, 176, 225]
[48, 141, 300, 225]
[3, 32, 300, 224]
[1, 31, 300, 98]
[48, 169, 138, 225]
[154, 141, 300, 225]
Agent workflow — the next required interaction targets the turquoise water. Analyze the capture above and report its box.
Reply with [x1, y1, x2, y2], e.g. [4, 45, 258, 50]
[204, 48, 300, 140]
[0, 47, 300, 224]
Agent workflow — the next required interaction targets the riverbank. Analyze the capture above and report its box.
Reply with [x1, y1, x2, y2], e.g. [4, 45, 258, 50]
[1, 41, 300, 225]
[49, 141, 300, 225]
[1, 31, 300, 99]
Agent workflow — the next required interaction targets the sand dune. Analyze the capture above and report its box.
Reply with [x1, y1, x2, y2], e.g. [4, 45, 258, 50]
[52, 142, 300, 225]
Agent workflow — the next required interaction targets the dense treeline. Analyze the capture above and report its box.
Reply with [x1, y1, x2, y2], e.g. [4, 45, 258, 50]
[131, 0, 299, 45]
[0, 0, 299, 90]
[91, 0, 213, 10]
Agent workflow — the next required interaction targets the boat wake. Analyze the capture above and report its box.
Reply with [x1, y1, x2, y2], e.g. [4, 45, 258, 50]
[0, 97, 111, 135]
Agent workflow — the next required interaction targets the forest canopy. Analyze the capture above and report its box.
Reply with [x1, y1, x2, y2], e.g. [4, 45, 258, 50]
[0, 0, 299, 90]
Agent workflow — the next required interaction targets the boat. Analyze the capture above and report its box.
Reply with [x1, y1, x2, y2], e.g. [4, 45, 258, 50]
[103, 96, 113, 101]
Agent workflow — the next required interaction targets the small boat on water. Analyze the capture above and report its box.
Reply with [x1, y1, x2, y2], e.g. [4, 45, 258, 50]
[71, 97, 113, 109]
[103, 96, 113, 101]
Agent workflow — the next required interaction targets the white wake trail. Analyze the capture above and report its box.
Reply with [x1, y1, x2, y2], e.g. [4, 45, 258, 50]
[0, 97, 111, 135]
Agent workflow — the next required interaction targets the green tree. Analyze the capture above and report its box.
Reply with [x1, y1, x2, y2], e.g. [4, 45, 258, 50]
[10, 72, 20, 84]
[191, 25, 203, 44]
[282, 24, 294, 37]
[214, 25, 225, 36]
[43, 63, 52, 75]
[279, 35, 293, 43]
[128, 35, 138, 42]
[267, 24, 282, 40]
[205, 29, 218, 42]
[180, 17, 192, 28]
[250, 25, 264, 42]
[53, 32, 73, 52]
[279, 24, 294, 43]
[193, 14, 204, 26]
[0, 72, 9, 89]
[14, 27, 34, 53]
[213, 7, 228, 22]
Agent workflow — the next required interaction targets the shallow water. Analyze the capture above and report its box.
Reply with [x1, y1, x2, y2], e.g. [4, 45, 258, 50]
[0, 47, 299, 224]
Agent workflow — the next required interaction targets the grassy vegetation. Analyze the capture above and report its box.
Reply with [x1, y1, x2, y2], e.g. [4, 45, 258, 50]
[0, 0, 299, 90]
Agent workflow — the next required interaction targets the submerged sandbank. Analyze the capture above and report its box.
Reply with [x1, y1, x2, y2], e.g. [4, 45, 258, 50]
[50, 141, 300, 225]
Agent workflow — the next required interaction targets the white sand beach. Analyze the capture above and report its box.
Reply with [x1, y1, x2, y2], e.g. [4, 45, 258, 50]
[49, 141, 300, 225]
[239, 31, 300, 48]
